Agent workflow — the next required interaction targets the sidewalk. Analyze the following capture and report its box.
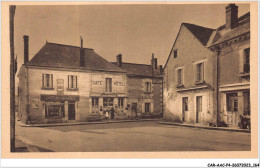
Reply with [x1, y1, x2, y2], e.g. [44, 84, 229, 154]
[20, 119, 159, 127]
[159, 121, 251, 133]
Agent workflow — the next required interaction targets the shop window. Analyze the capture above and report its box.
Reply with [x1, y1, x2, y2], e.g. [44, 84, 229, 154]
[196, 62, 204, 83]
[145, 82, 151, 93]
[244, 48, 250, 73]
[118, 98, 124, 108]
[68, 75, 77, 90]
[45, 101, 65, 118]
[106, 78, 112, 92]
[177, 68, 183, 87]
[226, 93, 238, 112]
[103, 97, 114, 107]
[42, 74, 53, 89]
[92, 97, 99, 107]
[145, 103, 150, 113]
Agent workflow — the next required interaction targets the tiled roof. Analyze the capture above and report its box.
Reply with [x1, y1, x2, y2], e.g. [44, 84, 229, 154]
[111, 62, 162, 77]
[211, 12, 250, 46]
[183, 23, 215, 46]
[27, 42, 125, 73]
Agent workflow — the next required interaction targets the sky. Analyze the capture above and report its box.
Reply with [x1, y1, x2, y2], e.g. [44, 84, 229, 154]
[14, 3, 250, 77]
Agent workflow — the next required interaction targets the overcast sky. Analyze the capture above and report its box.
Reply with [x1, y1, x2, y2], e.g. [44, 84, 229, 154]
[14, 3, 250, 76]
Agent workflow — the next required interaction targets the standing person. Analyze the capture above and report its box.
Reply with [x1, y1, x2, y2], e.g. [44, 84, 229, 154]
[105, 110, 109, 120]
[111, 107, 115, 119]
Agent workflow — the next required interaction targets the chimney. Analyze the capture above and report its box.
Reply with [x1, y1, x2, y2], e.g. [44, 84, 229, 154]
[80, 37, 85, 67]
[151, 53, 157, 69]
[23, 35, 29, 64]
[116, 54, 122, 67]
[159, 65, 163, 74]
[225, 4, 238, 29]
[80, 36, 83, 48]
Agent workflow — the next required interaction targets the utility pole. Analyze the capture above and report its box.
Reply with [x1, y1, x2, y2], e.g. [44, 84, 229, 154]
[10, 5, 16, 152]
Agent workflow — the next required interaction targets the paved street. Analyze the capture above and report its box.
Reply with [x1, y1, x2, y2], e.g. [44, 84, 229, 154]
[16, 121, 251, 152]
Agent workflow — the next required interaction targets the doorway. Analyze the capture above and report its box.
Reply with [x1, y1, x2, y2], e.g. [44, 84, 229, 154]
[182, 97, 189, 122]
[132, 103, 137, 117]
[68, 101, 75, 120]
[226, 93, 238, 125]
[196, 96, 202, 123]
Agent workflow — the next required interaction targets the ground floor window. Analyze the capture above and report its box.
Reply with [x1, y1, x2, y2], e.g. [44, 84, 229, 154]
[118, 98, 124, 108]
[243, 92, 250, 115]
[226, 93, 238, 112]
[145, 103, 150, 113]
[45, 101, 65, 118]
[92, 97, 99, 107]
[103, 97, 114, 107]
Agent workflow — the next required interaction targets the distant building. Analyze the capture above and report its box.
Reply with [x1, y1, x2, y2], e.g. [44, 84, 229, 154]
[163, 23, 217, 125]
[18, 36, 127, 124]
[112, 54, 163, 118]
[163, 3, 250, 128]
[210, 4, 250, 127]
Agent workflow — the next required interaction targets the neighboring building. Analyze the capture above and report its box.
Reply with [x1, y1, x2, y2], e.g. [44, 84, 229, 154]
[112, 54, 163, 118]
[163, 3, 250, 128]
[210, 4, 250, 127]
[163, 23, 217, 125]
[18, 36, 127, 124]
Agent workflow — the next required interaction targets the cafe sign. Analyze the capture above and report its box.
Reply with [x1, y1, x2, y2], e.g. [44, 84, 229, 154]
[41, 94, 79, 102]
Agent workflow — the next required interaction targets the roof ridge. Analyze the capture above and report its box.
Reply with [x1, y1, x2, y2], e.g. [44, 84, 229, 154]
[46, 41, 93, 50]
[183, 22, 214, 30]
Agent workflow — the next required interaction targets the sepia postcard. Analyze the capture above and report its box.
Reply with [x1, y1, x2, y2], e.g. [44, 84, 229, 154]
[1, 1, 258, 159]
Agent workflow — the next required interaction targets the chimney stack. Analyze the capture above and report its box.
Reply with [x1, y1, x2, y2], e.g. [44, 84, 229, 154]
[80, 37, 85, 67]
[151, 53, 157, 69]
[225, 4, 238, 29]
[159, 65, 163, 74]
[23, 35, 29, 64]
[116, 54, 122, 67]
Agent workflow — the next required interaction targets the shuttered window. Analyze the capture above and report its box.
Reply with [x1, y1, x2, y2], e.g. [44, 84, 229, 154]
[68, 75, 77, 89]
[106, 78, 112, 92]
[42, 74, 53, 88]
[196, 63, 204, 82]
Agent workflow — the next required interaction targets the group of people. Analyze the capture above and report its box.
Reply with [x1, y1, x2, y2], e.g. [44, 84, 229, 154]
[103, 107, 115, 120]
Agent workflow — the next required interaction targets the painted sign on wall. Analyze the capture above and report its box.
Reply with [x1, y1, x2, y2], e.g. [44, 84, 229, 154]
[57, 79, 64, 95]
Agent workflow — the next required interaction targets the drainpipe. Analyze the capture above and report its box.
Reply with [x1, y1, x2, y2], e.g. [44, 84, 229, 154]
[216, 46, 220, 127]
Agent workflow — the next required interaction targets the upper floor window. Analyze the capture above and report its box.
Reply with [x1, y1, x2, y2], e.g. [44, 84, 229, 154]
[105, 78, 112, 92]
[118, 98, 124, 108]
[196, 62, 204, 83]
[145, 82, 152, 93]
[173, 50, 178, 58]
[68, 75, 77, 90]
[177, 68, 183, 87]
[42, 74, 53, 89]
[244, 48, 250, 73]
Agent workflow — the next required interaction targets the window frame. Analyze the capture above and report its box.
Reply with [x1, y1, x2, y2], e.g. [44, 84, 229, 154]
[244, 48, 250, 73]
[92, 97, 99, 108]
[105, 78, 112, 92]
[42, 73, 53, 90]
[196, 62, 204, 83]
[176, 68, 184, 87]
[173, 49, 178, 58]
[68, 75, 78, 90]
[118, 98, 124, 108]
[145, 82, 152, 93]
[145, 103, 150, 113]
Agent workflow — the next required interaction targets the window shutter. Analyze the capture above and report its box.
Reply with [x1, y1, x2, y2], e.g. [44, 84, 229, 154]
[197, 64, 200, 81]
[68, 76, 69, 88]
[202, 63, 204, 81]
[76, 76, 77, 88]
[42, 74, 44, 88]
[51, 74, 53, 88]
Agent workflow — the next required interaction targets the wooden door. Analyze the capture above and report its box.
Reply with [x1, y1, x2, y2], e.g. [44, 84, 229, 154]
[68, 102, 75, 120]
[196, 96, 202, 123]
[182, 97, 188, 122]
[132, 103, 137, 116]
[227, 96, 238, 125]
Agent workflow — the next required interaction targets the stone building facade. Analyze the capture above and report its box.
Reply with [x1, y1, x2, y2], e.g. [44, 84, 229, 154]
[210, 4, 250, 127]
[163, 23, 217, 125]
[163, 3, 250, 128]
[112, 54, 163, 118]
[18, 38, 127, 124]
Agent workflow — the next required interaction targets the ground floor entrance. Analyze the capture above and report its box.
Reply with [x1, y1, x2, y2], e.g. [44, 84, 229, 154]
[68, 101, 75, 120]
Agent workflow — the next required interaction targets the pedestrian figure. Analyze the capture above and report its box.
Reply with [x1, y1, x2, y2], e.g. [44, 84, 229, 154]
[111, 107, 115, 119]
[105, 110, 109, 120]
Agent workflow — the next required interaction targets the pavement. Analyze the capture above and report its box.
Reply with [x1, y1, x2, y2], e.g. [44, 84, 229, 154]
[16, 120, 251, 152]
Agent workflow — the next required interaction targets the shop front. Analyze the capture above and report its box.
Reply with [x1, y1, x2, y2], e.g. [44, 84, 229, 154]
[41, 94, 79, 122]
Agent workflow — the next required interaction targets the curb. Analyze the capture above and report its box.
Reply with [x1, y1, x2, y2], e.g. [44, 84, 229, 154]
[159, 122, 251, 133]
[20, 119, 159, 127]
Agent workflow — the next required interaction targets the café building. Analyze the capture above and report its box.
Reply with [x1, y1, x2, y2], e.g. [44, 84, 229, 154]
[18, 36, 127, 124]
